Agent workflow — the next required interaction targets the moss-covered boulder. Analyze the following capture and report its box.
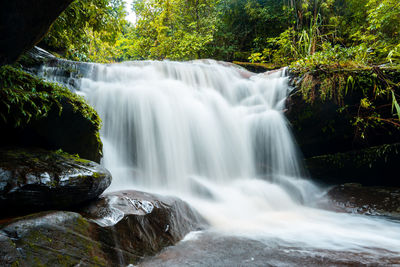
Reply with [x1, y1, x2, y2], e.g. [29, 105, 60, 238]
[286, 67, 400, 158]
[306, 143, 400, 186]
[0, 148, 111, 215]
[0, 191, 207, 266]
[0, 212, 105, 266]
[0, 0, 74, 65]
[0, 66, 102, 162]
[327, 183, 400, 219]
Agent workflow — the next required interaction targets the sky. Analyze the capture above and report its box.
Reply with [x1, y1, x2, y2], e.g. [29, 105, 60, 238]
[124, 0, 137, 24]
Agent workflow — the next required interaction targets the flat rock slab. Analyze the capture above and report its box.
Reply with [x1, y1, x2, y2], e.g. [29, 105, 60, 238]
[0, 148, 111, 214]
[0, 190, 207, 266]
[327, 183, 400, 219]
[138, 231, 400, 266]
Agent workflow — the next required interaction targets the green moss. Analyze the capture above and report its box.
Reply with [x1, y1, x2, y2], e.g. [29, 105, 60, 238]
[92, 172, 101, 179]
[232, 61, 281, 72]
[54, 149, 91, 164]
[0, 65, 101, 131]
[95, 131, 103, 158]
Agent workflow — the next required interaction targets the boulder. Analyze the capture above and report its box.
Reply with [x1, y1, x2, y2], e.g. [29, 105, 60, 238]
[0, 148, 111, 215]
[19, 96, 103, 163]
[306, 143, 400, 186]
[0, 0, 74, 65]
[0, 191, 207, 266]
[0, 66, 102, 163]
[327, 183, 400, 219]
[0, 212, 105, 266]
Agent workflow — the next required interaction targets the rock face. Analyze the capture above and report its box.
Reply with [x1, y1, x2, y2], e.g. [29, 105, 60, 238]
[327, 183, 400, 219]
[286, 68, 400, 158]
[0, 191, 207, 266]
[0, 0, 74, 65]
[0, 148, 111, 214]
[285, 89, 356, 158]
[286, 68, 400, 186]
[17, 96, 102, 163]
[306, 143, 400, 186]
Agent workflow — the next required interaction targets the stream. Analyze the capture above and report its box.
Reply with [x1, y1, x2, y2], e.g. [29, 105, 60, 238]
[42, 60, 400, 266]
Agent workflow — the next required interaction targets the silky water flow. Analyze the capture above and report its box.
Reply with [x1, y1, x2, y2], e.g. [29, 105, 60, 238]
[42, 60, 400, 263]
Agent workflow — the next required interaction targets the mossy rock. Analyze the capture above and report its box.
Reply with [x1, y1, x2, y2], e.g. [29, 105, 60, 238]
[0, 191, 207, 266]
[0, 65, 102, 162]
[0, 211, 107, 266]
[0, 148, 111, 215]
[232, 61, 280, 73]
[286, 67, 400, 157]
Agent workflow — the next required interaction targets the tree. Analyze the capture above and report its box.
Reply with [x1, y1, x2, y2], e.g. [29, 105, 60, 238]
[42, 0, 127, 62]
[122, 0, 218, 60]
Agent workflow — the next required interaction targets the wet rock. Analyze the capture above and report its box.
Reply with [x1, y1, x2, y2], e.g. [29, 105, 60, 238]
[285, 88, 358, 158]
[80, 190, 207, 262]
[138, 231, 400, 266]
[0, 0, 74, 65]
[0, 191, 207, 266]
[0, 211, 105, 266]
[0, 148, 111, 215]
[20, 46, 94, 91]
[306, 143, 400, 186]
[327, 183, 400, 219]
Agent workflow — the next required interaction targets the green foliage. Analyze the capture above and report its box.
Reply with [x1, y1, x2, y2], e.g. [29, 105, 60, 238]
[392, 90, 400, 120]
[0, 66, 101, 130]
[115, 0, 219, 61]
[243, 0, 399, 69]
[39, 0, 400, 66]
[42, 0, 127, 62]
[206, 0, 291, 61]
[292, 66, 400, 140]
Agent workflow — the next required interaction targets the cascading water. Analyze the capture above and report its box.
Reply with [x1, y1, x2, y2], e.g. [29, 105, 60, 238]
[41, 59, 400, 264]
[77, 61, 310, 196]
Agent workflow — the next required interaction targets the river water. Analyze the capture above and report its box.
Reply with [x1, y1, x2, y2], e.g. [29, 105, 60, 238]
[43, 60, 400, 265]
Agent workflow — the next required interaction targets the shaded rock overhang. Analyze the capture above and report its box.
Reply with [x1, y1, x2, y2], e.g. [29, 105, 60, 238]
[0, 0, 74, 65]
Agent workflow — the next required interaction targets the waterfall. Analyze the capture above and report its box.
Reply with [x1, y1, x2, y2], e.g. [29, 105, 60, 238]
[40, 59, 400, 260]
[55, 60, 310, 196]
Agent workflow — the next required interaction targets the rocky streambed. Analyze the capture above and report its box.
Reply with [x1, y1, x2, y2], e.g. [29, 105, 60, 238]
[0, 148, 206, 266]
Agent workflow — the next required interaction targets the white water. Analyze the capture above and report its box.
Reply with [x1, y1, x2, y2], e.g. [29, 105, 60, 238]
[44, 60, 400, 260]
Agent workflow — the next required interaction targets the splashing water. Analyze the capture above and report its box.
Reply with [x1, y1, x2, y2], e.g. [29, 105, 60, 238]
[41, 59, 400, 261]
